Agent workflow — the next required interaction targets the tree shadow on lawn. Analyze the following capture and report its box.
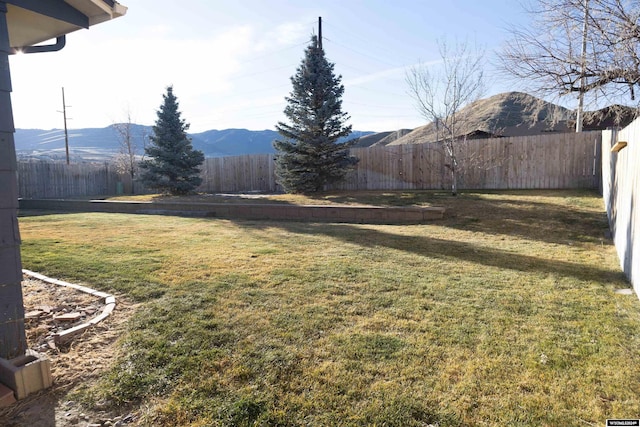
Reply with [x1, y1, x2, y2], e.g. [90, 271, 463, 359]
[310, 190, 611, 247]
[18, 210, 70, 218]
[437, 194, 611, 247]
[235, 220, 623, 285]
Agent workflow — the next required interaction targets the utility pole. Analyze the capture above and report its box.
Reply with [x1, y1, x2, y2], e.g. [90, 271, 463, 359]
[318, 16, 322, 50]
[60, 87, 70, 164]
[576, 0, 589, 132]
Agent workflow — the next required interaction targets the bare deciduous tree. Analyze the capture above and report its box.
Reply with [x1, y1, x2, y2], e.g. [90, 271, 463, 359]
[406, 39, 485, 194]
[113, 110, 146, 194]
[500, 0, 640, 123]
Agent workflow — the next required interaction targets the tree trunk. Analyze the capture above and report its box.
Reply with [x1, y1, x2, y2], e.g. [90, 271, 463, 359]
[451, 166, 458, 196]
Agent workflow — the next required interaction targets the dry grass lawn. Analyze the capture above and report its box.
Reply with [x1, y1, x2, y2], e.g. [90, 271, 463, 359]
[15, 190, 640, 426]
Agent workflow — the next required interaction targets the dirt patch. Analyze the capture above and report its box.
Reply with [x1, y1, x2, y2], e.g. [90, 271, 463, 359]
[0, 276, 138, 427]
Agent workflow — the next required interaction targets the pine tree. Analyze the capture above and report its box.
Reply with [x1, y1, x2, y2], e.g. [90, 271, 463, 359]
[274, 35, 358, 194]
[139, 86, 204, 195]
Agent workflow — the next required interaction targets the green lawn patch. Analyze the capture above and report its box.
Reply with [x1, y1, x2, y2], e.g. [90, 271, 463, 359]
[18, 190, 640, 426]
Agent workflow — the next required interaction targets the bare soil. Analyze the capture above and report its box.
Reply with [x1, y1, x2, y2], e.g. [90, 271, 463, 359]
[0, 276, 138, 427]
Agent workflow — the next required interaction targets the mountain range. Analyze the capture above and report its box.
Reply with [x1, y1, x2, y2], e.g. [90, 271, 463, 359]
[14, 125, 374, 162]
[14, 92, 634, 162]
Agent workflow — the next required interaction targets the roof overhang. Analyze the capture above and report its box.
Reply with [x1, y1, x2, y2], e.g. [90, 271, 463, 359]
[6, 0, 126, 49]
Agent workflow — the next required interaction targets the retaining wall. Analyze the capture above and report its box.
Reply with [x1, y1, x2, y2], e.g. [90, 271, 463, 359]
[18, 199, 445, 224]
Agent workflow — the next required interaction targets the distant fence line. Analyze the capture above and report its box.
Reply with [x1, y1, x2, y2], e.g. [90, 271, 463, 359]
[17, 132, 602, 199]
[17, 161, 120, 199]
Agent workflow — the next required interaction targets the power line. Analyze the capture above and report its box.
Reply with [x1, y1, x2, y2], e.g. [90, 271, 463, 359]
[347, 84, 409, 99]
[321, 20, 373, 48]
[351, 111, 419, 118]
[228, 63, 298, 82]
[323, 37, 401, 69]
[337, 62, 406, 85]
[238, 39, 310, 65]
[322, 18, 419, 66]
[345, 100, 415, 110]
[229, 82, 291, 99]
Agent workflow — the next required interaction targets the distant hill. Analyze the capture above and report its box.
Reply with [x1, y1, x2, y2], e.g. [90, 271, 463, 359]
[14, 126, 374, 161]
[192, 129, 280, 157]
[355, 129, 412, 147]
[192, 129, 374, 156]
[388, 92, 574, 146]
[15, 125, 150, 162]
[581, 104, 637, 130]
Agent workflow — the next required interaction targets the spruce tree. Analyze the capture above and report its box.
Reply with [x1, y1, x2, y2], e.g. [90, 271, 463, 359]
[139, 86, 204, 195]
[274, 35, 358, 194]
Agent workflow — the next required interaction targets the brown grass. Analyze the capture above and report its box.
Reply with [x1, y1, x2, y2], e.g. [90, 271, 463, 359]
[13, 189, 640, 426]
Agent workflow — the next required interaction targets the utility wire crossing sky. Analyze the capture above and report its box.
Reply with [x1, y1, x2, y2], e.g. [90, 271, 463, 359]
[9, 0, 532, 133]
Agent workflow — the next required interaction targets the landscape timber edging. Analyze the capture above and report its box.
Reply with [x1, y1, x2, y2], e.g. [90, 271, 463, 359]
[21, 270, 116, 346]
[19, 199, 446, 224]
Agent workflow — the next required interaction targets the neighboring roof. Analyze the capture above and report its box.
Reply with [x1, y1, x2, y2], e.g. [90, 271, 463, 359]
[6, 0, 126, 48]
[463, 129, 501, 139]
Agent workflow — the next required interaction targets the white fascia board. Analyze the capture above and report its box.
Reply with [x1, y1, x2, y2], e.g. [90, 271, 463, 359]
[65, 0, 127, 26]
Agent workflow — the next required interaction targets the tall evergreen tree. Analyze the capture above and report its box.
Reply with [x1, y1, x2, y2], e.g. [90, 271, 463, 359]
[274, 35, 358, 194]
[139, 86, 204, 195]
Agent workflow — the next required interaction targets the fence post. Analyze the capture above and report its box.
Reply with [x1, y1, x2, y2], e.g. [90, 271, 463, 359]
[594, 133, 603, 192]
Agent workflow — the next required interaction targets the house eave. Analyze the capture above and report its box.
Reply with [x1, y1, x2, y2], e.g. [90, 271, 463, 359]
[6, 0, 126, 49]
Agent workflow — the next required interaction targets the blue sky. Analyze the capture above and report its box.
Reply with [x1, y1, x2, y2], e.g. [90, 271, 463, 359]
[8, 0, 532, 133]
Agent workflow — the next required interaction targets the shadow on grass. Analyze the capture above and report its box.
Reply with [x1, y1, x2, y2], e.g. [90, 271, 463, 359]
[437, 194, 611, 246]
[107, 193, 297, 205]
[18, 210, 68, 218]
[287, 190, 610, 247]
[175, 190, 611, 250]
[235, 220, 623, 284]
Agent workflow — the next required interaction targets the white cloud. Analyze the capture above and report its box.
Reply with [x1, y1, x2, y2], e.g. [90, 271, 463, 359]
[271, 22, 310, 45]
[9, 24, 256, 130]
[254, 21, 311, 53]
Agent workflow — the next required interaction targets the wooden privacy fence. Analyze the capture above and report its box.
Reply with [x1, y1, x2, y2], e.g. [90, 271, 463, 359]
[601, 118, 640, 296]
[195, 132, 602, 193]
[337, 131, 602, 191]
[199, 154, 277, 193]
[17, 132, 602, 198]
[17, 161, 121, 199]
